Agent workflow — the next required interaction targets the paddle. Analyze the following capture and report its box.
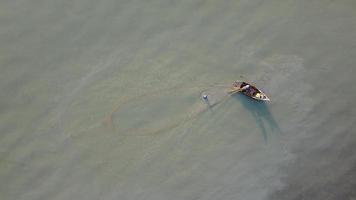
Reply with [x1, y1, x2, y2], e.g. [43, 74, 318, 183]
[228, 85, 250, 95]
[228, 88, 242, 95]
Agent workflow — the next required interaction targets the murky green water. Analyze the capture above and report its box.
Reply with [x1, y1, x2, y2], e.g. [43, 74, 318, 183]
[1, 0, 356, 199]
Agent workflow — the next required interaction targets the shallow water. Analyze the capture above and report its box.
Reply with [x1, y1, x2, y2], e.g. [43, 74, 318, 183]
[1, 0, 356, 199]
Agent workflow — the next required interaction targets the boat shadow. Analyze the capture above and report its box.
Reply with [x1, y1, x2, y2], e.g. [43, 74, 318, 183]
[232, 94, 281, 142]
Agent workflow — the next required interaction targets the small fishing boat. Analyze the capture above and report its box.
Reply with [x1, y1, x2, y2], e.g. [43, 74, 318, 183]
[229, 81, 270, 101]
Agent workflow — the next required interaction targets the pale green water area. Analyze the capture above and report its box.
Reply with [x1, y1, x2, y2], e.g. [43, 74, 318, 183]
[1, 1, 356, 199]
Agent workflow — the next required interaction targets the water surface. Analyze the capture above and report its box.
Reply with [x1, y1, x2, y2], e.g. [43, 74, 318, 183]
[1, 0, 356, 199]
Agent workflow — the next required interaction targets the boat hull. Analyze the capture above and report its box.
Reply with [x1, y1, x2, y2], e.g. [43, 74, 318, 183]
[232, 81, 270, 101]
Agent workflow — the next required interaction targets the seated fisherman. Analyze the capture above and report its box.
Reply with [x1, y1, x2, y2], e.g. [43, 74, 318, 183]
[231, 81, 250, 93]
[240, 82, 250, 92]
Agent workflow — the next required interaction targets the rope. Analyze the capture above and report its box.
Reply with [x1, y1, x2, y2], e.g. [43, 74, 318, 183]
[103, 83, 237, 136]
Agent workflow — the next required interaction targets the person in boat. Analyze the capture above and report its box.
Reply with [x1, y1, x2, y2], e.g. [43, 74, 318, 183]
[241, 82, 260, 97]
[242, 83, 262, 98]
[231, 81, 250, 94]
[240, 82, 251, 92]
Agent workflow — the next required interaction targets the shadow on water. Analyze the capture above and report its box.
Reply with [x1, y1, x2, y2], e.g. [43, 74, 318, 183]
[232, 94, 281, 142]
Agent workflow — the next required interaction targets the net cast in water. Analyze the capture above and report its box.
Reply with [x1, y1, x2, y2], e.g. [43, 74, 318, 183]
[104, 83, 234, 136]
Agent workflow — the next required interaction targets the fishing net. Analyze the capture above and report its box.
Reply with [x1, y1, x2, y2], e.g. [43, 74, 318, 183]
[104, 84, 233, 136]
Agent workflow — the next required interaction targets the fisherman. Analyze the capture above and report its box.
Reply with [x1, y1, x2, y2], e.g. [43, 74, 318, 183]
[240, 82, 250, 92]
[203, 94, 208, 101]
[231, 81, 250, 94]
[202, 94, 213, 108]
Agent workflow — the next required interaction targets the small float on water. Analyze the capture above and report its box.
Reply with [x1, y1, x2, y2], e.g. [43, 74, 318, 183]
[229, 81, 270, 101]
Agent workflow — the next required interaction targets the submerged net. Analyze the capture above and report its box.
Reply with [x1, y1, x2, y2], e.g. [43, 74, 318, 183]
[104, 84, 233, 136]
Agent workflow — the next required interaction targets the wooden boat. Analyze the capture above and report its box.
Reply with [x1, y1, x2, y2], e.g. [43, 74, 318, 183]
[229, 81, 270, 101]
